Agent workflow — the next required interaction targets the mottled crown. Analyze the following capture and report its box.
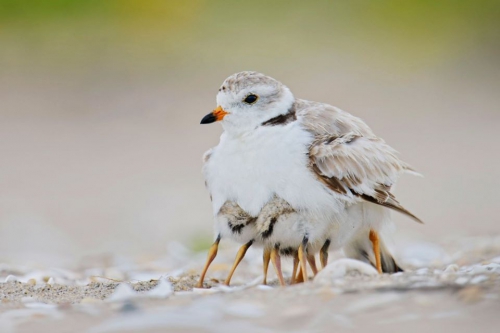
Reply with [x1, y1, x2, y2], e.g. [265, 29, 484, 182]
[220, 71, 282, 94]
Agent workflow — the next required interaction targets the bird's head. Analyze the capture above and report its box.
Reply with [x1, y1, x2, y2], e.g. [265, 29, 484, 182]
[200, 71, 295, 134]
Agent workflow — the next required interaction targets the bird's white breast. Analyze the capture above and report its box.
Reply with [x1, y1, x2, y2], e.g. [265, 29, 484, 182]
[204, 122, 345, 219]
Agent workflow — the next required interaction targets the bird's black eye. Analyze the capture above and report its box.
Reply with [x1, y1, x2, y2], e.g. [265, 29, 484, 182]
[243, 94, 258, 104]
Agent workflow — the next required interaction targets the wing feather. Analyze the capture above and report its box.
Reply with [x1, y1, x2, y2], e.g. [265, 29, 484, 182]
[296, 100, 422, 223]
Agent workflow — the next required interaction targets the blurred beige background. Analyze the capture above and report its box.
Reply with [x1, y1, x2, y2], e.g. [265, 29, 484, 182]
[0, 1, 499, 266]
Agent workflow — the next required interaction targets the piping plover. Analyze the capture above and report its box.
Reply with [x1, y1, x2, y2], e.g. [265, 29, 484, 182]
[196, 71, 421, 287]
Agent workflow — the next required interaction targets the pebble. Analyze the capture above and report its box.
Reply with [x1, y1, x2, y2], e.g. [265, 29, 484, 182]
[470, 275, 488, 284]
[444, 264, 459, 273]
[4, 275, 18, 282]
[105, 283, 137, 303]
[314, 259, 378, 285]
[469, 263, 500, 275]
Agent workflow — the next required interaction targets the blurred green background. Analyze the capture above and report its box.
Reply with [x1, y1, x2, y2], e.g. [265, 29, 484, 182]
[1, 0, 499, 76]
[0, 0, 499, 265]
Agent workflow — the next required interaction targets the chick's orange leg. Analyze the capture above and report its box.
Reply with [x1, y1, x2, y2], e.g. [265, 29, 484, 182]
[224, 240, 253, 286]
[369, 229, 382, 274]
[263, 248, 271, 285]
[270, 246, 286, 286]
[298, 236, 309, 282]
[306, 254, 319, 276]
[295, 266, 304, 283]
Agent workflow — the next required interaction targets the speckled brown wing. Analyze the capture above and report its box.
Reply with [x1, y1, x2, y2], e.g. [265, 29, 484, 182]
[296, 100, 422, 223]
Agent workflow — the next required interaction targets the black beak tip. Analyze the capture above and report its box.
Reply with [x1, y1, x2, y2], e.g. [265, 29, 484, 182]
[200, 113, 216, 124]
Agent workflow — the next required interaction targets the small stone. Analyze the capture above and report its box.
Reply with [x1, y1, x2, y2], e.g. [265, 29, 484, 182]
[314, 259, 378, 285]
[444, 264, 459, 273]
[470, 275, 488, 284]
[4, 275, 18, 282]
[469, 263, 500, 275]
[106, 283, 137, 303]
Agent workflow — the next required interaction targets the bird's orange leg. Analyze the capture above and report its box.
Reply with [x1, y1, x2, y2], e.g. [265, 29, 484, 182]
[369, 229, 382, 274]
[306, 253, 319, 276]
[298, 236, 309, 282]
[196, 235, 221, 288]
[224, 240, 253, 286]
[295, 266, 304, 283]
[262, 247, 271, 285]
[270, 246, 286, 286]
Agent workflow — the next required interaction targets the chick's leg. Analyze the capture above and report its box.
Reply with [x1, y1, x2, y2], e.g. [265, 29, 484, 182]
[369, 229, 382, 274]
[262, 248, 271, 285]
[306, 253, 319, 276]
[270, 245, 286, 286]
[224, 240, 253, 286]
[298, 236, 309, 282]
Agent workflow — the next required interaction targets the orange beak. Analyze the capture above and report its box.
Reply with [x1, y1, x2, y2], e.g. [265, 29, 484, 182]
[200, 106, 228, 124]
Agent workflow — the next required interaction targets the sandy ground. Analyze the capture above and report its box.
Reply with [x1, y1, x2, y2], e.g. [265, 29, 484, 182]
[1, 236, 500, 333]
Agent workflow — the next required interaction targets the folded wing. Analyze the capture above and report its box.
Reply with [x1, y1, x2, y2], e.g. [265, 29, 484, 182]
[299, 102, 422, 223]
